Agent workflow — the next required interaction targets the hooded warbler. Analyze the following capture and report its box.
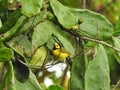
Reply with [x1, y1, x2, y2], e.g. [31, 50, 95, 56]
[52, 43, 72, 66]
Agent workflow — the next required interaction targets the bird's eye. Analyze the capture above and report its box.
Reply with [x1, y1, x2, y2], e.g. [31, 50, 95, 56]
[55, 43, 60, 49]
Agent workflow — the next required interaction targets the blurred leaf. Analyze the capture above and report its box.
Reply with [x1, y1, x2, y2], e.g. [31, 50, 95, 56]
[113, 16, 120, 36]
[0, 9, 22, 34]
[20, 11, 47, 33]
[0, 19, 2, 28]
[21, 0, 42, 17]
[30, 46, 47, 66]
[70, 9, 113, 40]
[85, 44, 110, 90]
[15, 71, 42, 90]
[32, 20, 52, 48]
[0, 61, 15, 90]
[0, 48, 14, 62]
[47, 11, 56, 21]
[46, 37, 56, 50]
[0, 36, 4, 48]
[10, 35, 32, 57]
[3, 16, 26, 42]
[112, 37, 120, 64]
[58, 0, 81, 8]
[105, 46, 120, 84]
[50, 0, 78, 29]
[48, 85, 64, 90]
[0, 0, 8, 23]
[69, 39, 85, 90]
[12, 59, 30, 83]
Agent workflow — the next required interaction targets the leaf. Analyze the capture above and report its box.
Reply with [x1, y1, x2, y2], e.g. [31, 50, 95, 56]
[21, 0, 42, 17]
[0, 48, 14, 62]
[0, 36, 4, 48]
[0, 19, 2, 28]
[46, 37, 56, 50]
[30, 46, 47, 66]
[20, 11, 47, 33]
[112, 37, 120, 64]
[32, 20, 52, 48]
[48, 85, 64, 90]
[0, 0, 8, 23]
[50, 0, 78, 29]
[0, 9, 22, 34]
[12, 59, 30, 83]
[70, 9, 113, 40]
[0, 61, 15, 90]
[85, 44, 110, 90]
[69, 40, 85, 90]
[105, 46, 120, 84]
[15, 71, 42, 90]
[113, 16, 120, 36]
[58, 0, 81, 8]
[3, 16, 26, 42]
[10, 35, 32, 57]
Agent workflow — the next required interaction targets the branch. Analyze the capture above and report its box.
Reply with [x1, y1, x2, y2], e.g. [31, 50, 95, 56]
[112, 80, 120, 90]
[81, 36, 120, 52]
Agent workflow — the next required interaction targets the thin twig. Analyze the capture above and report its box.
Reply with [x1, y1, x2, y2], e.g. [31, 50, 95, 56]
[81, 36, 120, 52]
[17, 58, 59, 70]
[112, 80, 120, 90]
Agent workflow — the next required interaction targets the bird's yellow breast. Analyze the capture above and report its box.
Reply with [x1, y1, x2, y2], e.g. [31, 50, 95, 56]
[52, 49, 69, 60]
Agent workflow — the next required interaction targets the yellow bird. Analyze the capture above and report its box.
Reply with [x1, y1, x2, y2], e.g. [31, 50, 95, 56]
[52, 43, 72, 66]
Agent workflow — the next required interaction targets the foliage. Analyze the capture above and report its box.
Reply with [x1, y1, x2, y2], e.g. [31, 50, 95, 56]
[0, 0, 120, 90]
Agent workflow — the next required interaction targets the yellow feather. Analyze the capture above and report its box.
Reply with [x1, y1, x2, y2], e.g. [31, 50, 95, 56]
[52, 48, 69, 60]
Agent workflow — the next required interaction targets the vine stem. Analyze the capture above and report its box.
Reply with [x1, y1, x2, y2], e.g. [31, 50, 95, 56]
[81, 36, 120, 52]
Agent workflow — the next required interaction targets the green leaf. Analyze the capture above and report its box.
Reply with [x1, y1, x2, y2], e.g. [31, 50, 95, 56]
[69, 40, 85, 90]
[112, 37, 120, 64]
[0, 9, 22, 34]
[85, 44, 110, 90]
[12, 60, 30, 83]
[50, 0, 78, 29]
[113, 16, 120, 36]
[0, 48, 14, 62]
[46, 37, 56, 50]
[32, 20, 52, 48]
[15, 71, 42, 90]
[58, 0, 81, 8]
[70, 9, 113, 40]
[48, 85, 64, 90]
[30, 46, 47, 66]
[3, 16, 26, 42]
[21, 0, 42, 17]
[0, 0, 8, 23]
[10, 35, 32, 57]
[20, 11, 47, 33]
[0, 61, 15, 90]
[0, 36, 4, 48]
[105, 46, 120, 84]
